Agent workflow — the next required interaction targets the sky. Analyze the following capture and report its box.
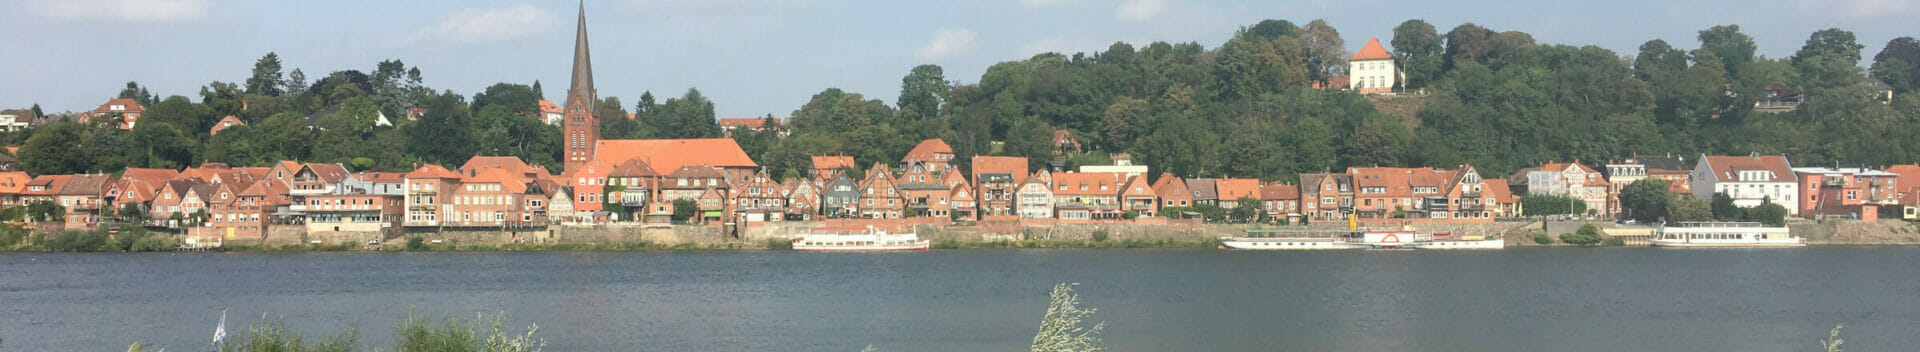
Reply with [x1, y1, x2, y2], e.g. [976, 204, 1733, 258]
[2, 0, 1915, 118]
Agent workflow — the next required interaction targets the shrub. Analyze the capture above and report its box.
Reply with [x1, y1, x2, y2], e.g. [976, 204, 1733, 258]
[0, 223, 31, 247]
[764, 237, 793, 250]
[1532, 233, 1554, 245]
[1090, 229, 1109, 242]
[47, 229, 111, 252]
[1031, 283, 1104, 352]
[1602, 237, 1626, 246]
[1559, 224, 1606, 246]
[406, 236, 427, 251]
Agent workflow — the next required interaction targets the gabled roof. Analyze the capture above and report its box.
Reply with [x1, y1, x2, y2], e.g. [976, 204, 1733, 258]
[405, 164, 462, 179]
[562, 160, 613, 184]
[25, 175, 71, 196]
[1119, 175, 1156, 198]
[1699, 154, 1795, 183]
[902, 139, 953, 163]
[357, 171, 406, 184]
[1187, 178, 1219, 200]
[812, 156, 856, 170]
[302, 163, 352, 183]
[859, 162, 898, 191]
[609, 158, 660, 177]
[1052, 172, 1123, 196]
[1260, 183, 1300, 200]
[115, 180, 157, 204]
[59, 174, 113, 196]
[239, 179, 292, 206]
[538, 99, 562, 114]
[119, 168, 178, 189]
[1351, 38, 1392, 61]
[971, 156, 1029, 184]
[460, 169, 529, 194]
[210, 115, 246, 135]
[1887, 164, 1920, 193]
[0, 171, 29, 194]
[594, 138, 758, 173]
[460, 156, 547, 181]
[1216, 178, 1262, 201]
[92, 98, 145, 114]
[1150, 173, 1190, 200]
[1483, 179, 1515, 203]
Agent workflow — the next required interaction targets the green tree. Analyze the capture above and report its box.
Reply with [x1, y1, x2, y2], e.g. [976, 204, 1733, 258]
[245, 52, 286, 96]
[1521, 194, 1586, 216]
[407, 92, 476, 166]
[1709, 192, 1743, 220]
[897, 64, 948, 121]
[1697, 25, 1756, 77]
[1231, 196, 1262, 222]
[285, 68, 308, 96]
[1559, 224, 1605, 246]
[1299, 19, 1347, 82]
[653, 88, 723, 139]
[1669, 195, 1713, 222]
[1443, 23, 1494, 70]
[1617, 179, 1673, 223]
[1872, 37, 1920, 93]
[1391, 19, 1444, 89]
[1745, 197, 1789, 226]
[118, 81, 157, 106]
[672, 199, 700, 222]
[1792, 28, 1865, 68]
[471, 83, 541, 116]
[19, 121, 89, 175]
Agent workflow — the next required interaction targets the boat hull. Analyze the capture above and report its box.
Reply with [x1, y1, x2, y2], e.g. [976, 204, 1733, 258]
[1412, 239, 1506, 250]
[1220, 238, 1364, 250]
[793, 241, 932, 251]
[1648, 240, 1805, 248]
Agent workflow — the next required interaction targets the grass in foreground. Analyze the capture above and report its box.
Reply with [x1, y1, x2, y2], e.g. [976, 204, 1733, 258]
[126, 312, 542, 352]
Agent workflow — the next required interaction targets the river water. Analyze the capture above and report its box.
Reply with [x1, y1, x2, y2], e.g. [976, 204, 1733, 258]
[3, 248, 1918, 351]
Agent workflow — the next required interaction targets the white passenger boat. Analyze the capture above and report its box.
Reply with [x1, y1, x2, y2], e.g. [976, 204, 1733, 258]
[791, 227, 930, 252]
[1650, 222, 1804, 248]
[1221, 229, 1365, 250]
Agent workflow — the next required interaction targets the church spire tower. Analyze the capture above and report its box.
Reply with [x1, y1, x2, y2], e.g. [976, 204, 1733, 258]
[562, 1, 600, 172]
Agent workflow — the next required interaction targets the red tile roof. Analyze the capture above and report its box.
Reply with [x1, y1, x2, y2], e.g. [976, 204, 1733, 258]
[1699, 155, 1794, 183]
[405, 164, 462, 179]
[1120, 175, 1156, 198]
[902, 139, 953, 163]
[1216, 178, 1263, 201]
[1351, 38, 1392, 61]
[970, 156, 1029, 184]
[461, 169, 528, 194]
[1884, 164, 1920, 195]
[356, 171, 406, 183]
[1260, 183, 1300, 200]
[538, 99, 562, 114]
[303, 163, 352, 183]
[1052, 172, 1124, 196]
[718, 117, 779, 130]
[1150, 173, 1190, 200]
[1483, 179, 1515, 203]
[210, 115, 245, 135]
[91, 98, 145, 114]
[594, 138, 758, 173]
[25, 175, 70, 196]
[0, 171, 30, 194]
[812, 155, 856, 170]
[610, 158, 661, 177]
[120, 168, 179, 189]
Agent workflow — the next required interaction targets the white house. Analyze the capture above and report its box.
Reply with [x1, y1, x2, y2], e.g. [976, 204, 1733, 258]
[1692, 154, 1799, 214]
[1511, 161, 1610, 215]
[1348, 38, 1399, 94]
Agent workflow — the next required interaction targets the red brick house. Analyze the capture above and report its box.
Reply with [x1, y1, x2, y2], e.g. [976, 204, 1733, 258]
[901, 138, 955, 174]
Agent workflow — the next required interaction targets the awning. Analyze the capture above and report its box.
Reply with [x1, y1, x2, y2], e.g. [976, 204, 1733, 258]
[703, 211, 722, 217]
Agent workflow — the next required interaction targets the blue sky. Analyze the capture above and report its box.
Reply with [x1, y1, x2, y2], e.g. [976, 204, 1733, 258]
[3, 0, 1914, 118]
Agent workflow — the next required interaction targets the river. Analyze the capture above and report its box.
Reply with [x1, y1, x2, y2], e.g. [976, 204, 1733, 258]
[3, 248, 1918, 351]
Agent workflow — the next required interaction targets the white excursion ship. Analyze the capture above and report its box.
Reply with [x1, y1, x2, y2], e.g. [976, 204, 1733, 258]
[1650, 222, 1804, 248]
[1222, 226, 1502, 250]
[791, 227, 930, 252]
[1220, 229, 1367, 250]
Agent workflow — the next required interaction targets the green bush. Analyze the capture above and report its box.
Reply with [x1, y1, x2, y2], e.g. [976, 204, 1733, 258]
[1559, 224, 1605, 246]
[764, 237, 793, 250]
[1602, 237, 1626, 246]
[1532, 233, 1554, 245]
[407, 236, 427, 251]
[0, 223, 32, 247]
[1091, 229, 1109, 242]
[46, 229, 111, 252]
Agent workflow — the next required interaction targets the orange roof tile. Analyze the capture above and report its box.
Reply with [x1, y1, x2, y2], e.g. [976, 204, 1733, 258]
[1150, 173, 1190, 200]
[1351, 38, 1392, 61]
[812, 156, 855, 171]
[1483, 179, 1515, 203]
[1051, 172, 1124, 196]
[0, 171, 30, 194]
[120, 168, 179, 189]
[405, 164, 462, 179]
[593, 138, 757, 174]
[1699, 155, 1794, 183]
[970, 156, 1029, 184]
[1216, 178, 1262, 201]
[718, 117, 779, 130]
[92, 98, 145, 114]
[538, 99, 562, 114]
[902, 139, 953, 163]
[461, 169, 528, 194]
[1260, 183, 1300, 200]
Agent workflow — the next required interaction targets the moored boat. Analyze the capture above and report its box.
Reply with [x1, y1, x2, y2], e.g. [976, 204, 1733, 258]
[1650, 221, 1803, 248]
[1220, 229, 1364, 250]
[1411, 233, 1506, 250]
[791, 227, 930, 252]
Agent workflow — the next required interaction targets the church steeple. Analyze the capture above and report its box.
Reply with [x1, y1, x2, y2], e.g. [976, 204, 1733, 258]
[562, 0, 600, 172]
[567, 0, 596, 108]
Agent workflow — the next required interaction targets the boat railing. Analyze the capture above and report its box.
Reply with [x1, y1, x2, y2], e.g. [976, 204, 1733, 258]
[1668, 221, 1769, 228]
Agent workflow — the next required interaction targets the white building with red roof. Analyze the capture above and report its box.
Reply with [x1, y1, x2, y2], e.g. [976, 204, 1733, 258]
[1348, 38, 1399, 94]
[1692, 154, 1799, 214]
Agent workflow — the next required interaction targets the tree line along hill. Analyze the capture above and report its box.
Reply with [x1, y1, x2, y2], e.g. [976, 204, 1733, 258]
[9, 19, 1920, 183]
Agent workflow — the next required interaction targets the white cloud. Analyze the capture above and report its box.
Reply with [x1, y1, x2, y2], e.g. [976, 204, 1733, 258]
[416, 4, 559, 44]
[28, 0, 211, 22]
[1115, 0, 1165, 21]
[916, 28, 978, 61]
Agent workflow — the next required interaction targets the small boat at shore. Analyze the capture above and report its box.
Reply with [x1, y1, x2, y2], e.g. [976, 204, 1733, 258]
[791, 227, 930, 252]
[1650, 221, 1804, 248]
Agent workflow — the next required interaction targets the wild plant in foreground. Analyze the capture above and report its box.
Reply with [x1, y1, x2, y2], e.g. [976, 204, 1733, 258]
[1030, 283, 1105, 352]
